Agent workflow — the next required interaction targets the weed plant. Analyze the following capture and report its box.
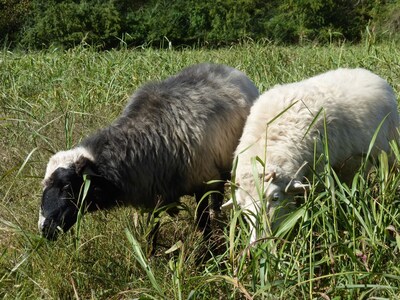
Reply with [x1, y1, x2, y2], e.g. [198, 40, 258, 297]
[1, 42, 399, 299]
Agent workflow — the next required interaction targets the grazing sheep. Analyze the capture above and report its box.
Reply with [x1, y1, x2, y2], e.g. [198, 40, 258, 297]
[38, 63, 259, 241]
[222, 68, 399, 243]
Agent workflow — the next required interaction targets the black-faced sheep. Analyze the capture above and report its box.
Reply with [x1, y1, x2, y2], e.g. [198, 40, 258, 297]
[38, 63, 259, 241]
[222, 68, 399, 243]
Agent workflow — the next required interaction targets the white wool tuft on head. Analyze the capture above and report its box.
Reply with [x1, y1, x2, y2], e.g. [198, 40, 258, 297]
[42, 147, 94, 188]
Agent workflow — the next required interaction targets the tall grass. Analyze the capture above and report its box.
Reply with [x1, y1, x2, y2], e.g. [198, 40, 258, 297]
[1, 42, 399, 299]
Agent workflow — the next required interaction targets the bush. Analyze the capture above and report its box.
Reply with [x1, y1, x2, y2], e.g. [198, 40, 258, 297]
[0, 0, 30, 46]
[261, 0, 375, 44]
[20, 0, 121, 49]
[1, 0, 398, 49]
[130, 0, 266, 46]
[370, 0, 400, 42]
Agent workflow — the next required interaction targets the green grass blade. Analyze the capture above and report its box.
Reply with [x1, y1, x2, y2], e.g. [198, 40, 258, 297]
[125, 228, 165, 297]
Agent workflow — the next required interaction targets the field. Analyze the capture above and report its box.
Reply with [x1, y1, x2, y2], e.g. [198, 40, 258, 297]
[1, 42, 400, 299]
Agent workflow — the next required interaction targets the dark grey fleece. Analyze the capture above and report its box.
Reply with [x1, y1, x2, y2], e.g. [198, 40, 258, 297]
[80, 63, 259, 209]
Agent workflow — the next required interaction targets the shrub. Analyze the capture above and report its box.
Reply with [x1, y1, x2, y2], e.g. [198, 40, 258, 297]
[20, 0, 121, 49]
[262, 0, 375, 44]
[370, 0, 400, 42]
[0, 0, 30, 46]
[1, 0, 399, 49]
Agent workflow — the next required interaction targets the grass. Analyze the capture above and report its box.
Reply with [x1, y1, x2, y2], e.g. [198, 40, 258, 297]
[1, 41, 400, 299]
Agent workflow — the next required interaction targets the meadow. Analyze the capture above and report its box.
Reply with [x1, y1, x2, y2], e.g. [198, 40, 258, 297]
[1, 41, 400, 299]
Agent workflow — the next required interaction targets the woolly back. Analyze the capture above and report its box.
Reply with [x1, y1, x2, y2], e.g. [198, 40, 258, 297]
[82, 63, 259, 206]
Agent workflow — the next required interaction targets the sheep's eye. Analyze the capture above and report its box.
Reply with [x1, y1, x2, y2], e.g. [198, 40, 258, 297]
[272, 193, 280, 201]
[61, 184, 71, 192]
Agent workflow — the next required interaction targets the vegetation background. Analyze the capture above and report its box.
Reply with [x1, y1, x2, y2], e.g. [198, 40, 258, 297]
[1, 0, 400, 49]
[1, 0, 400, 299]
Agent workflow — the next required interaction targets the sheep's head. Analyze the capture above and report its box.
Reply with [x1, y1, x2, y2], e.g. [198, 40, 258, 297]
[223, 172, 309, 222]
[38, 148, 113, 240]
[39, 166, 84, 240]
[223, 172, 309, 243]
[267, 171, 309, 197]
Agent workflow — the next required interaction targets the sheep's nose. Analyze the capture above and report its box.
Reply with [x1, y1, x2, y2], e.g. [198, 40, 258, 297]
[40, 222, 61, 241]
[38, 209, 46, 232]
[38, 211, 62, 240]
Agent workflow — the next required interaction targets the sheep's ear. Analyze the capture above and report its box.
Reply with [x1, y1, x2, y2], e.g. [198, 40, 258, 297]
[221, 198, 234, 211]
[264, 172, 276, 182]
[224, 181, 240, 189]
[75, 156, 98, 177]
[285, 180, 310, 194]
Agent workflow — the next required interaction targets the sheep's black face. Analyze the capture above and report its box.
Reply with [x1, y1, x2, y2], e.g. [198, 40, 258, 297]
[39, 167, 84, 240]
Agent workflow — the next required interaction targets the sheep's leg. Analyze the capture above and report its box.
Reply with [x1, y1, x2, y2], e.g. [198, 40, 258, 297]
[195, 182, 225, 239]
[211, 184, 224, 212]
[195, 191, 212, 238]
[209, 172, 229, 224]
[210, 183, 225, 229]
[147, 211, 160, 257]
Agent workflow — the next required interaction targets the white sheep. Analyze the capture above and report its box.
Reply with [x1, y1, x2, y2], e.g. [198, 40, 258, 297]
[222, 68, 399, 243]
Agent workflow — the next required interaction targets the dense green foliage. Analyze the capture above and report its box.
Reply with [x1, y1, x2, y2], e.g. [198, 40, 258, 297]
[1, 0, 399, 49]
[1, 42, 399, 298]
